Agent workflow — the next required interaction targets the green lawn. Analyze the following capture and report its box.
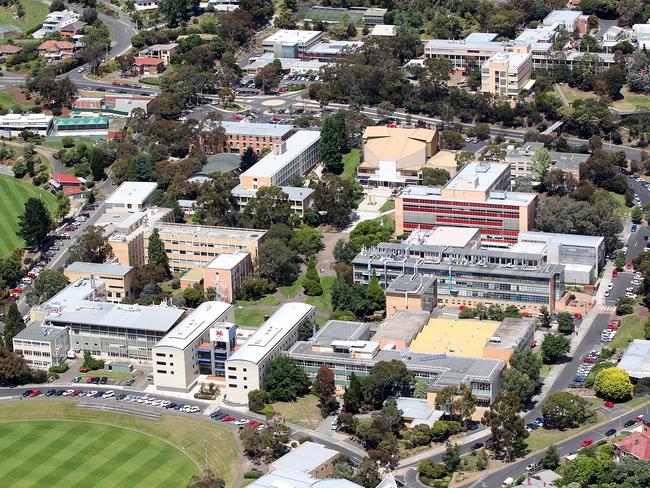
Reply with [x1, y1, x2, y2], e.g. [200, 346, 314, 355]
[272, 395, 322, 429]
[235, 294, 280, 307]
[0, 0, 49, 33]
[304, 276, 336, 312]
[41, 138, 100, 151]
[554, 84, 597, 104]
[279, 276, 304, 299]
[0, 400, 240, 487]
[610, 315, 646, 350]
[611, 89, 650, 111]
[341, 149, 361, 179]
[0, 174, 57, 257]
[0, 91, 31, 111]
[379, 198, 395, 213]
[235, 307, 266, 327]
[526, 414, 604, 451]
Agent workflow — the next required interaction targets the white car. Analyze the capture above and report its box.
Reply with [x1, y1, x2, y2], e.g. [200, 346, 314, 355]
[604, 291, 610, 297]
[102, 390, 114, 398]
[626, 293, 638, 299]
[62, 389, 74, 396]
[632, 280, 642, 285]
[85, 390, 98, 397]
[235, 418, 249, 425]
[179, 405, 191, 412]
[607, 283, 614, 290]
[626, 287, 635, 292]
[188, 406, 200, 413]
[525, 463, 535, 472]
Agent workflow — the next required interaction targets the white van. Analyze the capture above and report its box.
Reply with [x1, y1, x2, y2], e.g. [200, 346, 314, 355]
[502, 477, 514, 488]
[67, 350, 77, 359]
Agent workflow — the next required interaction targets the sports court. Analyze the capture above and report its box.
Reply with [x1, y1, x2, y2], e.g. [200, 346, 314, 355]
[409, 317, 501, 357]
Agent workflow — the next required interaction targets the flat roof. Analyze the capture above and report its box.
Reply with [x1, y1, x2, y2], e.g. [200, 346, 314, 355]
[207, 252, 249, 269]
[271, 441, 339, 473]
[618, 339, 650, 378]
[373, 310, 431, 345]
[154, 301, 232, 350]
[14, 323, 68, 342]
[45, 301, 184, 333]
[45, 277, 105, 305]
[201, 153, 241, 174]
[219, 121, 294, 138]
[313, 320, 370, 342]
[305, 41, 363, 55]
[241, 130, 320, 179]
[370, 24, 396, 36]
[246, 468, 363, 488]
[410, 317, 501, 357]
[518, 231, 604, 248]
[543, 9, 582, 25]
[400, 184, 537, 206]
[405, 227, 480, 248]
[263, 29, 322, 45]
[228, 303, 314, 364]
[106, 182, 158, 206]
[465, 32, 498, 42]
[444, 162, 509, 193]
[65, 261, 133, 277]
[485, 318, 535, 350]
[155, 222, 266, 242]
[232, 184, 314, 201]
[386, 273, 436, 295]
[486, 51, 530, 68]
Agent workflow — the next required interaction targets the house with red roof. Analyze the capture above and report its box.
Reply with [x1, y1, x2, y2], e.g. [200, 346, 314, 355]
[38, 40, 75, 61]
[0, 44, 21, 62]
[132, 56, 164, 75]
[615, 420, 650, 461]
[48, 173, 85, 192]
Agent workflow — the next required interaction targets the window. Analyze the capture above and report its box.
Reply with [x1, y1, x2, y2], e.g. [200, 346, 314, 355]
[157, 369, 166, 374]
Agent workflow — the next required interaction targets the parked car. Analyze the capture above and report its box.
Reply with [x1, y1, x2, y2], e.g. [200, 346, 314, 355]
[86, 376, 94, 383]
[100, 377, 108, 384]
[605, 428, 617, 436]
[580, 439, 593, 448]
[604, 401, 615, 408]
[22, 390, 32, 397]
[624, 419, 636, 427]
[472, 442, 484, 450]
[221, 415, 235, 422]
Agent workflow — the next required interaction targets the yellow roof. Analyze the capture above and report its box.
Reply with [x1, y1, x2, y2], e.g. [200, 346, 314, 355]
[425, 150, 457, 169]
[410, 317, 500, 358]
[362, 126, 437, 170]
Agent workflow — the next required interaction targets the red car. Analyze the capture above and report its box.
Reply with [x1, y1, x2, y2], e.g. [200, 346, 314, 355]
[86, 376, 94, 383]
[626, 262, 633, 270]
[583, 357, 596, 363]
[611, 319, 621, 326]
[522, 311, 532, 318]
[574, 313, 582, 319]
[604, 401, 615, 408]
[612, 269, 618, 278]
[580, 439, 593, 448]
[28, 390, 41, 397]
[71, 389, 83, 396]
[10, 287, 22, 294]
[278, 87, 288, 93]
[635, 416, 645, 422]
[221, 415, 235, 422]
[607, 323, 619, 330]
[530, 340, 538, 348]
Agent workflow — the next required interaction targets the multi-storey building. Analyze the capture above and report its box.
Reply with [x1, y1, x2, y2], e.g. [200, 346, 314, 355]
[202, 252, 253, 303]
[152, 301, 235, 392]
[225, 303, 316, 404]
[64, 262, 135, 303]
[480, 50, 534, 98]
[212, 122, 294, 155]
[352, 241, 564, 311]
[13, 323, 70, 370]
[0, 114, 53, 137]
[395, 162, 537, 247]
[288, 320, 505, 404]
[105, 182, 158, 214]
[238, 130, 320, 189]
[231, 185, 314, 218]
[33, 10, 79, 38]
[262, 30, 323, 58]
[139, 43, 178, 65]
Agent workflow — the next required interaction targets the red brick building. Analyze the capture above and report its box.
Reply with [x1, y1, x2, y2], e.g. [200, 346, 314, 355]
[615, 421, 650, 461]
[132, 57, 164, 75]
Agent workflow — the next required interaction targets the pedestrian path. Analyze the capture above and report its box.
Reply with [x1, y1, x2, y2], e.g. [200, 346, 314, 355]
[599, 305, 616, 313]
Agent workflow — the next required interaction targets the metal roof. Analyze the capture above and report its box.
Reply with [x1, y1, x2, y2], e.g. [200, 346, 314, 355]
[231, 184, 315, 201]
[270, 441, 339, 473]
[106, 182, 158, 206]
[618, 339, 650, 379]
[154, 301, 232, 350]
[200, 153, 241, 175]
[14, 323, 68, 342]
[55, 116, 108, 127]
[313, 320, 370, 342]
[227, 303, 315, 364]
[219, 121, 294, 138]
[66, 261, 133, 276]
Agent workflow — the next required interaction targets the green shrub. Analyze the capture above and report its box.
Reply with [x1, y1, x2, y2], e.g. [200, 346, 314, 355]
[244, 471, 263, 479]
[48, 362, 69, 374]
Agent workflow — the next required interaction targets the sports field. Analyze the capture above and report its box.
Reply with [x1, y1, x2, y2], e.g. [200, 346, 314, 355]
[0, 0, 49, 33]
[0, 400, 240, 487]
[410, 317, 501, 356]
[0, 174, 57, 257]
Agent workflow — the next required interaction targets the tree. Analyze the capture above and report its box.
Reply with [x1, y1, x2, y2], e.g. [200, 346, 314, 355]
[183, 286, 205, 308]
[614, 252, 626, 270]
[68, 225, 112, 264]
[248, 389, 269, 413]
[264, 356, 309, 402]
[258, 238, 300, 286]
[297, 318, 313, 341]
[0, 346, 46, 386]
[244, 186, 293, 229]
[240, 422, 291, 461]
[532, 147, 551, 182]
[541, 445, 560, 470]
[343, 372, 363, 414]
[632, 205, 644, 224]
[597, 64, 626, 99]
[457, 383, 476, 426]
[366, 270, 385, 312]
[504, 305, 521, 318]
[82, 350, 104, 370]
[482, 393, 528, 461]
[159, 0, 198, 25]
[645, 318, 650, 340]
[55, 191, 70, 220]
[313, 365, 338, 417]
[419, 460, 447, 481]
[354, 458, 381, 488]
[185, 469, 225, 488]
[502, 368, 536, 405]
[240, 147, 257, 171]
[556, 312, 575, 334]
[509, 347, 542, 382]
[413, 380, 428, 399]
[541, 334, 570, 364]
[25, 269, 69, 306]
[3, 303, 25, 351]
[254, 60, 283, 94]
[487, 304, 505, 321]
[17, 198, 52, 247]
[541, 392, 592, 429]
[593, 367, 633, 401]
[303, 258, 323, 296]
[311, 174, 360, 229]
[240, 0, 274, 25]
[334, 239, 357, 264]
[363, 360, 414, 409]
[442, 443, 461, 473]
[421, 168, 450, 186]
[291, 227, 323, 256]
[148, 228, 170, 278]
[441, 130, 465, 150]
[539, 305, 551, 328]
[320, 112, 348, 174]
[349, 220, 392, 253]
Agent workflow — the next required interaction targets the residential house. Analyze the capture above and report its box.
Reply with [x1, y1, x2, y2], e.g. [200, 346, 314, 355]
[615, 420, 650, 461]
[33, 10, 79, 39]
[139, 43, 178, 65]
[0, 44, 21, 62]
[60, 20, 86, 39]
[38, 40, 75, 61]
[132, 56, 164, 75]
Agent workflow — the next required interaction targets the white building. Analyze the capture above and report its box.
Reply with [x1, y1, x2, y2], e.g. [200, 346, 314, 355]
[542, 10, 583, 31]
[225, 302, 316, 405]
[262, 30, 323, 58]
[618, 339, 650, 379]
[33, 10, 79, 39]
[601, 25, 629, 48]
[480, 50, 534, 97]
[153, 301, 234, 392]
[135, 0, 159, 11]
[0, 113, 53, 137]
[200, 0, 239, 11]
[231, 184, 314, 217]
[13, 322, 70, 370]
[105, 182, 159, 214]
[238, 130, 320, 189]
[633, 23, 650, 49]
